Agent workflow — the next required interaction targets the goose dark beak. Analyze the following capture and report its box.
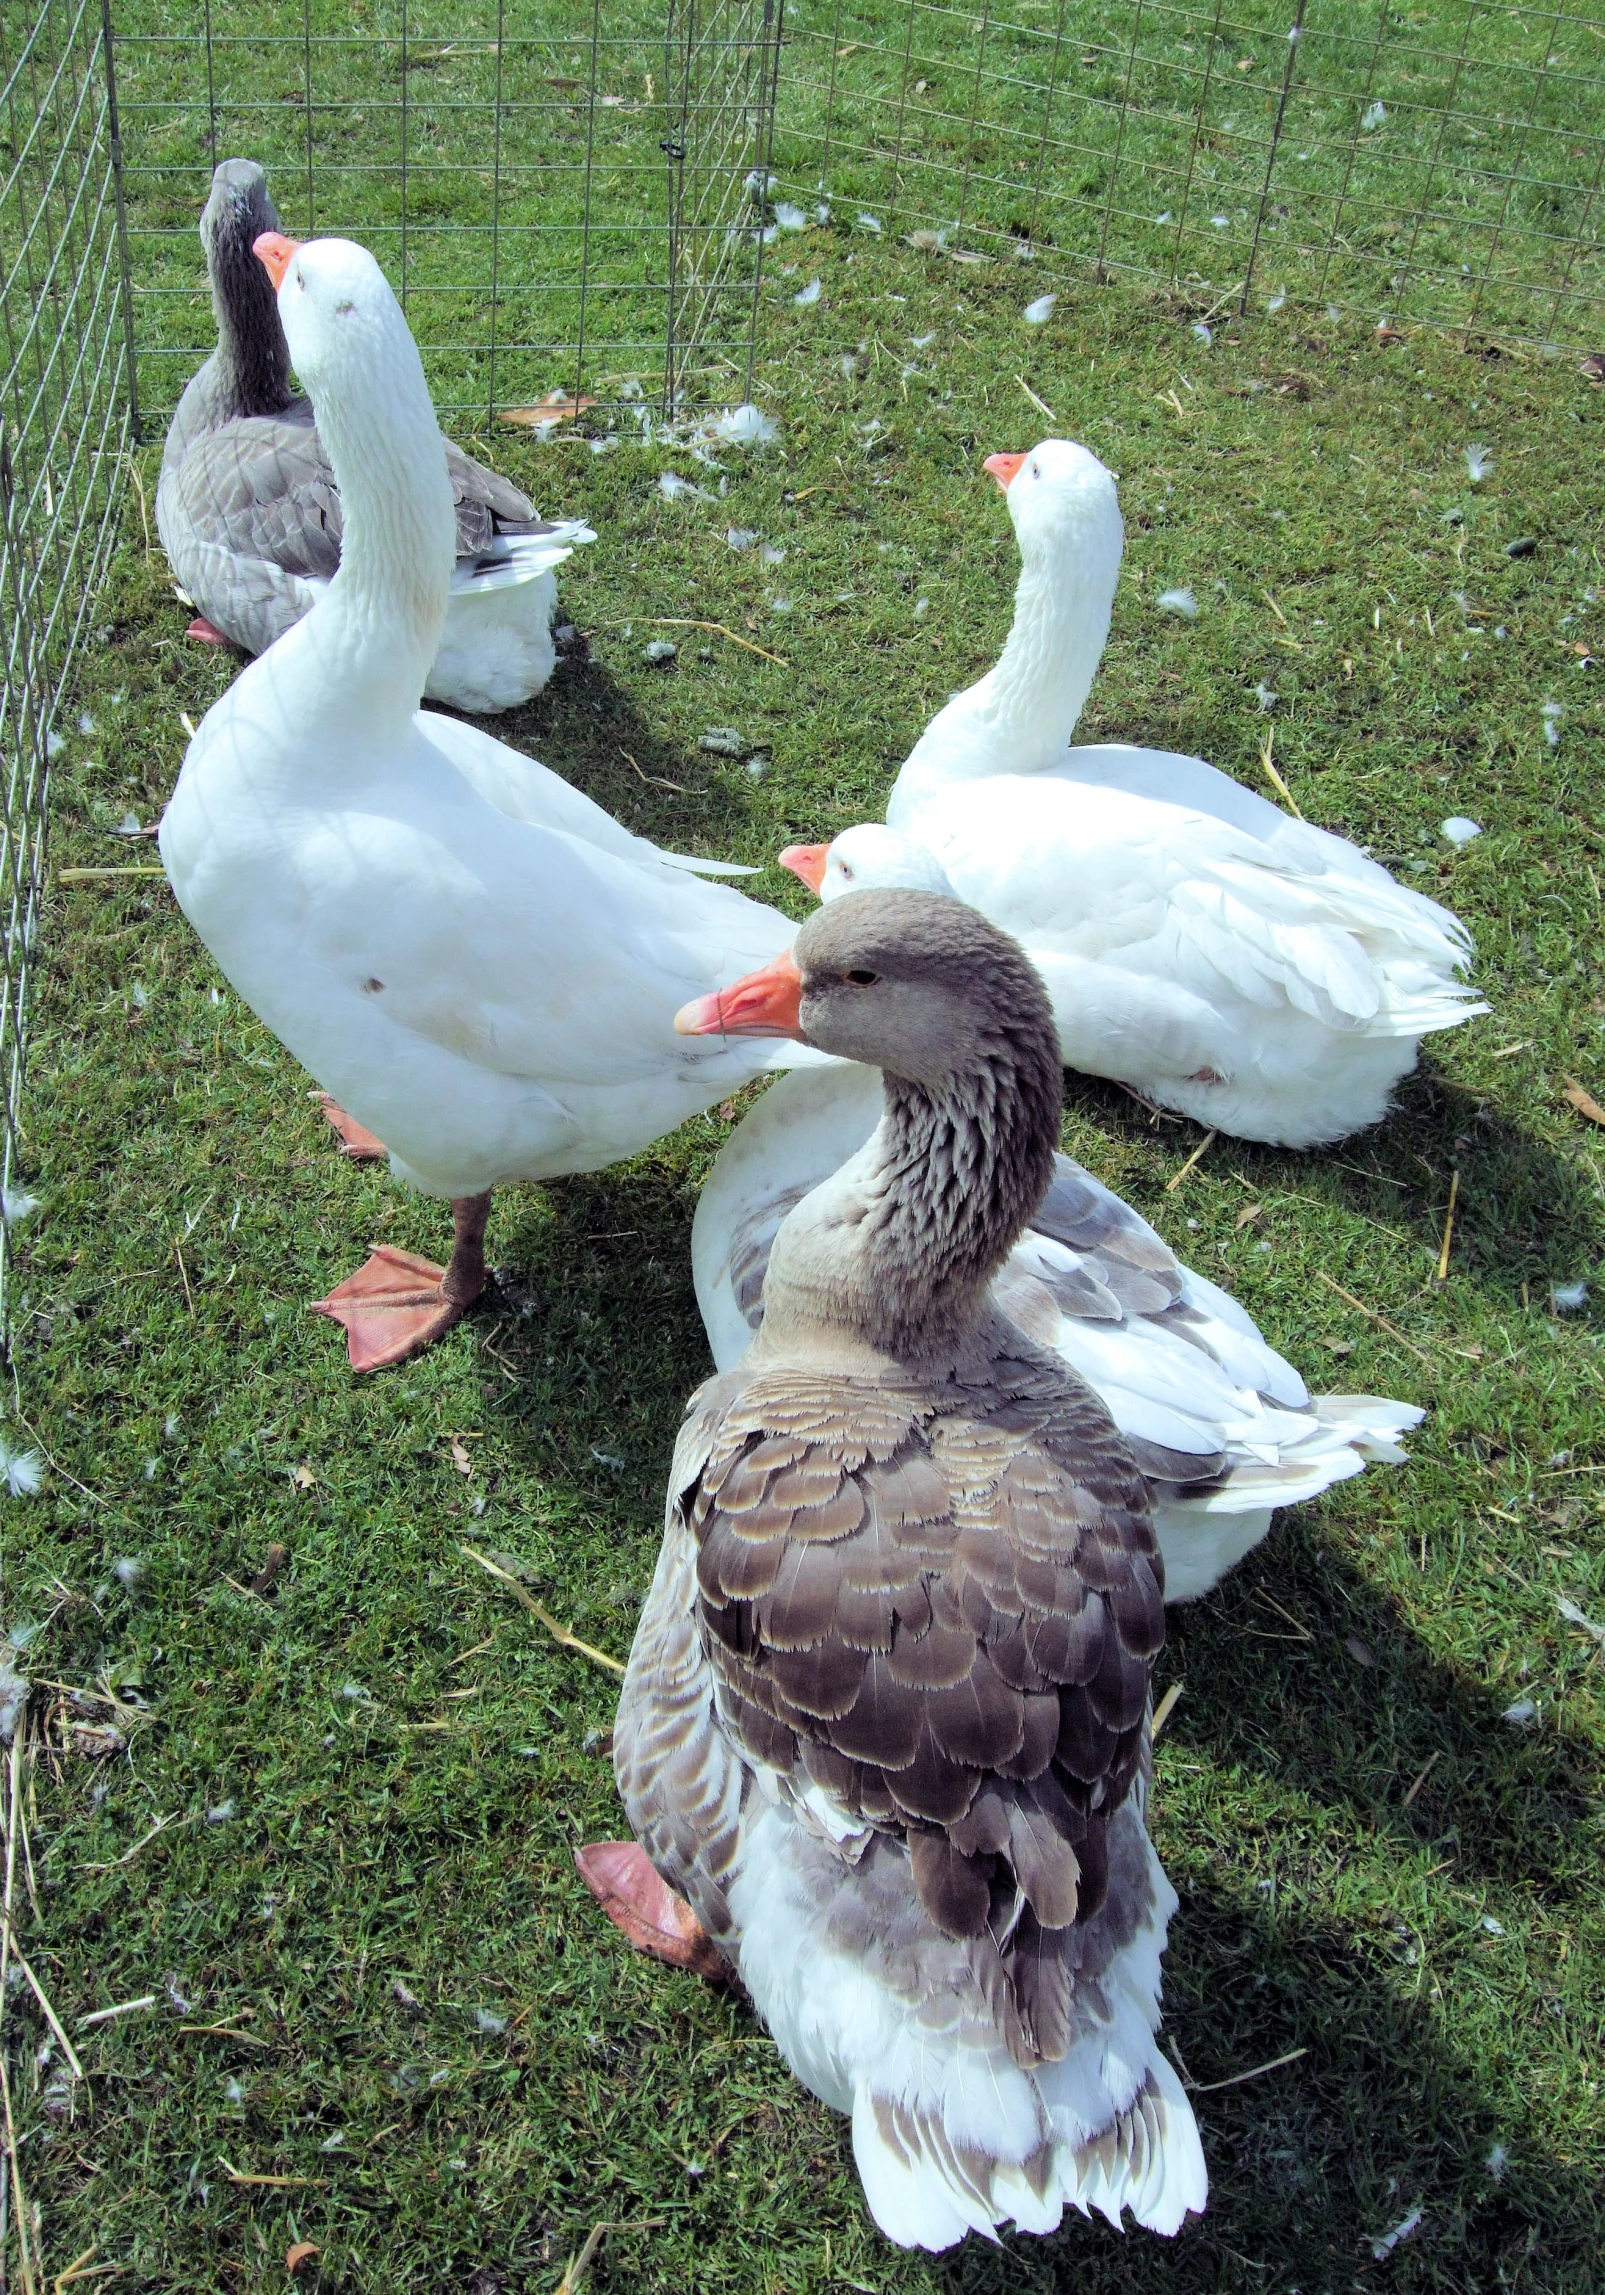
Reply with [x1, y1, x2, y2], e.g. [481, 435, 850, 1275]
[674, 948, 805, 1039]
[778, 843, 829, 896]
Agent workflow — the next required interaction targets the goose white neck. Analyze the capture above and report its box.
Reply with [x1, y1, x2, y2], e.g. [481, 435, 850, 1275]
[297, 332, 456, 713]
[890, 503, 1119, 813]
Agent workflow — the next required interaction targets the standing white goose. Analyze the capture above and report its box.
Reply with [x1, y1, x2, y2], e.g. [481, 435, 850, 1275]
[692, 1063, 1420, 1603]
[785, 440, 1485, 1147]
[158, 232, 815, 1371]
[157, 161, 592, 714]
[586, 890, 1207, 2250]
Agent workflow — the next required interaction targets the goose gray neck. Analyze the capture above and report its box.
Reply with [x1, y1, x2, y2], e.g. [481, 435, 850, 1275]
[209, 203, 295, 421]
[757, 1026, 1064, 1363]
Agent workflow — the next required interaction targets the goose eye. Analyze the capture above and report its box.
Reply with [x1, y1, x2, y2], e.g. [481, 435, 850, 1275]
[844, 967, 878, 986]
[838, 862, 854, 880]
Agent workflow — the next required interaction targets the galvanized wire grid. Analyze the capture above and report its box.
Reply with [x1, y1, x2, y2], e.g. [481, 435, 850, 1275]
[0, 0, 137, 1332]
[111, 0, 784, 423]
[773, 0, 1605, 344]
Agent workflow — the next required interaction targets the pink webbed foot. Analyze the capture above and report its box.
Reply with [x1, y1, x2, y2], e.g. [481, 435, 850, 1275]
[186, 616, 232, 644]
[311, 1191, 491, 1374]
[311, 1246, 465, 1372]
[315, 1091, 388, 1161]
[574, 1842, 731, 1983]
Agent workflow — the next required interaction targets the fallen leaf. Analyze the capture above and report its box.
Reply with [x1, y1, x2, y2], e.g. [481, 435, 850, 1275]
[498, 391, 598, 428]
[286, 2243, 321, 2275]
[447, 1436, 476, 1478]
[1563, 1076, 1605, 1126]
[1234, 1203, 1263, 1231]
[1345, 1634, 1375, 1668]
[292, 1465, 316, 1492]
[1325, 1337, 1355, 1356]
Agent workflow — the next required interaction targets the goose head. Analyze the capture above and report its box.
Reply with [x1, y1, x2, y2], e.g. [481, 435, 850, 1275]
[676, 887, 1056, 1095]
[983, 436, 1123, 576]
[254, 232, 415, 400]
[252, 232, 457, 635]
[779, 824, 956, 904]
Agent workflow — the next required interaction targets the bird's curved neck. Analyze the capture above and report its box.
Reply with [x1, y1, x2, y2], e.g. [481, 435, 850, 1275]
[757, 1036, 1063, 1364]
[891, 530, 1115, 812]
[211, 245, 295, 420]
[299, 351, 455, 706]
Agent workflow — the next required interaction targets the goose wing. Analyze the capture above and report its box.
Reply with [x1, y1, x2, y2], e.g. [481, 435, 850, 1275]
[678, 1343, 1161, 2064]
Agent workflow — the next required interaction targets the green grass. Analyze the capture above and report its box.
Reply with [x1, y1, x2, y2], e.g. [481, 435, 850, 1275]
[5, 234, 1605, 2292]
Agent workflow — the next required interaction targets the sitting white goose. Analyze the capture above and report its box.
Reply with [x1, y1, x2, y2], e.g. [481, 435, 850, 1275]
[157, 160, 592, 714]
[586, 890, 1208, 2249]
[793, 439, 1484, 1147]
[693, 1062, 1420, 1603]
[159, 231, 815, 1371]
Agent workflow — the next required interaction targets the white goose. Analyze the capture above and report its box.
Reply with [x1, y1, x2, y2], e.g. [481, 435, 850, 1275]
[159, 232, 814, 1371]
[693, 1063, 1420, 1603]
[158, 161, 592, 714]
[786, 439, 1485, 1148]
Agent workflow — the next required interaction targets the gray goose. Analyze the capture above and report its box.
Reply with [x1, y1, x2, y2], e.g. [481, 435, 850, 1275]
[156, 159, 592, 714]
[580, 890, 1206, 2250]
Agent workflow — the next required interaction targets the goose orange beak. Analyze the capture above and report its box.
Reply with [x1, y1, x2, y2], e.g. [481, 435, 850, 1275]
[983, 450, 1027, 492]
[778, 842, 829, 896]
[253, 231, 303, 291]
[674, 948, 805, 1039]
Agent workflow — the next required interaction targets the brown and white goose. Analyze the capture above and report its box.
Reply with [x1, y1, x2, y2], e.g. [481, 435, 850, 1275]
[582, 889, 1206, 2250]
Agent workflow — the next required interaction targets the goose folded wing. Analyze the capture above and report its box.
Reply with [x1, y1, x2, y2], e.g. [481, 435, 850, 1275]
[298, 808, 793, 1087]
[679, 1365, 1163, 1993]
[173, 411, 343, 582]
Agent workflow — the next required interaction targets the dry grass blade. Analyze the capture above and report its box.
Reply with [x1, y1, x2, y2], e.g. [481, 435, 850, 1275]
[1314, 1270, 1435, 1368]
[1257, 727, 1304, 818]
[1401, 1750, 1442, 1810]
[0, 1913, 85, 2078]
[218, 2160, 328, 2189]
[51, 2253, 122, 2292]
[556, 2224, 608, 2295]
[1186, 2044, 1308, 2094]
[1, 1712, 38, 2295]
[1016, 374, 1056, 421]
[57, 866, 167, 884]
[1165, 1129, 1217, 1193]
[645, 618, 789, 667]
[1150, 1682, 1184, 1739]
[458, 1546, 625, 1677]
[78, 1810, 199, 1872]
[1435, 1169, 1460, 1282]
[76, 1995, 156, 2031]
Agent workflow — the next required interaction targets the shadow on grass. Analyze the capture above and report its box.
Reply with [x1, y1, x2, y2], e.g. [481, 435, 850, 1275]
[935, 1875, 1589, 2293]
[1063, 1059, 1604, 1309]
[449, 645, 788, 870]
[1166, 1516, 1599, 1901]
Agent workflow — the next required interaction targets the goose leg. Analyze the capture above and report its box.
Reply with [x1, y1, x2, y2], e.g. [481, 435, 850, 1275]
[186, 616, 232, 644]
[312, 1190, 491, 1372]
[574, 1841, 731, 1983]
[315, 1091, 388, 1161]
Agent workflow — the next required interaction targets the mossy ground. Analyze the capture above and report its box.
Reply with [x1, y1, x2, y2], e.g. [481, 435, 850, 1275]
[4, 229, 1604, 2293]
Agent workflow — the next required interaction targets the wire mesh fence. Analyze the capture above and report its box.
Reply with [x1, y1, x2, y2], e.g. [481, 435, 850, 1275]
[0, 0, 138, 1329]
[3, 0, 1605, 1326]
[771, 0, 1605, 344]
[112, 0, 784, 425]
